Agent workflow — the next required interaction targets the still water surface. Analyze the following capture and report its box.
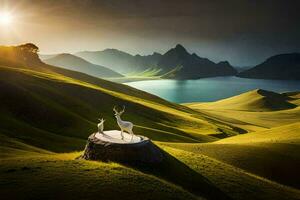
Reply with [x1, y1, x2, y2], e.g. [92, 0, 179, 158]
[126, 76, 300, 103]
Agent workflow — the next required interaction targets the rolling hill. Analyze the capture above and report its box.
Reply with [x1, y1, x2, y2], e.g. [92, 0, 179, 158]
[188, 89, 297, 112]
[186, 89, 300, 132]
[76, 44, 237, 79]
[238, 53, 300, 80]
[163, 122, 300, 190]
[43, 53, 123, 78]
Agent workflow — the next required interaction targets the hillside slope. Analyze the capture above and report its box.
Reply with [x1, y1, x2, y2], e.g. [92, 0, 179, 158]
[162, 122, 300, 189]
[44, 53, 123, 78]
[0, 152, 201, 200]
[189, 89, 297, 111]
[186, 89, 300, 132]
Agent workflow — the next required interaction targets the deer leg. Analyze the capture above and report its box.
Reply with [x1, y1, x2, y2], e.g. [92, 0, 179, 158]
[129, 129, 134, 142]
[121, 129, 124, 140]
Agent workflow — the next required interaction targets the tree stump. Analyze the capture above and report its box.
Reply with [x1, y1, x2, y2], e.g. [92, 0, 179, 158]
[82, 131, 164, 164]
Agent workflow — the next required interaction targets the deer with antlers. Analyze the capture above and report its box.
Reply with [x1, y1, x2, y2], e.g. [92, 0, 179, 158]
[113, 106, 134, 141]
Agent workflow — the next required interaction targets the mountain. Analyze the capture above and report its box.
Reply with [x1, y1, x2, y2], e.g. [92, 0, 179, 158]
[76, 49, 162, 74]
[76, 44, 237, 79]
[238, 53, 300, 80]
[157, 44, 237, 79]
[43, 53, 123, 78]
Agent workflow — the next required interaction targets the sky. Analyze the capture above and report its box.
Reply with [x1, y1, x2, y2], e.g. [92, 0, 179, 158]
[0, 0, 299, 66]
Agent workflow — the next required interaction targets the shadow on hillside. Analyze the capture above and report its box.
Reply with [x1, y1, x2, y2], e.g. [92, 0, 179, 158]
[122, 148, 231, 200]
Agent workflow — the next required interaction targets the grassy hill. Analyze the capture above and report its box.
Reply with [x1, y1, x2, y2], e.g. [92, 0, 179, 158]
[160, 143, 300, 200]
[186, 89, 300, 132]
[44, 53, 123, 78]
[0, 152, 200, 200]
[163, 122, 300, 190]
[183, 91, 300, 190]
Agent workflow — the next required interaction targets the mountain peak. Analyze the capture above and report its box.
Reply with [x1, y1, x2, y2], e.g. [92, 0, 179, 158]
[174, 44, 187, 52]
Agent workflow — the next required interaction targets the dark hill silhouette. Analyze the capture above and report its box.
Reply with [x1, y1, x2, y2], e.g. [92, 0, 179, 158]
[238, 53, 300, 80]
[157, 44, 237, 79]
[44, 53, 122, 78]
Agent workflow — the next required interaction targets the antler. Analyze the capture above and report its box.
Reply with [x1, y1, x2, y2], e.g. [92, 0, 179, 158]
[113, 106, 118, 113]
[98, 118, 105, 122]
[120, 105, 125, 114]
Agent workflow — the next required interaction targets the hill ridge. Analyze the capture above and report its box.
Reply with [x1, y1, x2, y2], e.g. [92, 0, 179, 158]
[238, 53, 300, 80]
[44, 53, 123, 78]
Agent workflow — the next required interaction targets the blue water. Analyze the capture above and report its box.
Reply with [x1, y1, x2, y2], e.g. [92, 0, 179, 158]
[126, 76, 300, 103]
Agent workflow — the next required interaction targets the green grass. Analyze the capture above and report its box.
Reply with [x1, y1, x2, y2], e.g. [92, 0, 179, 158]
[111, 66, 183, 83]
[186, 89, 300, 132]
[2, 144, 299, 200]
[160, 145, 300, 200]
[0, 153, 199, 200]
[160, 122, 300, 189]
[125, 67, 163, 77]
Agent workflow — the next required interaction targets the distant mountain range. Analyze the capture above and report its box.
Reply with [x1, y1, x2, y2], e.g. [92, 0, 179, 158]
[44, 53, 123, 78]
[75, 49, 161, 74]
[41, 46, 300, 80]
[238, 53, 300, 80]
[76, 44, 238, 79]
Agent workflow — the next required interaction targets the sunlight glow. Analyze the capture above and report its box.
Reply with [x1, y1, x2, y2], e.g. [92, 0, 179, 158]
[0, 11, 13, 26]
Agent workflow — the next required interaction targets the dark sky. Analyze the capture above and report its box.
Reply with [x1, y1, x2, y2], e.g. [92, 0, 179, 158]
[0, 0, 300, 66]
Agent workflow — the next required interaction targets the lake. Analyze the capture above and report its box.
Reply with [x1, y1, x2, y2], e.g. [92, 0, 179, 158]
[126, 76, 300, 103]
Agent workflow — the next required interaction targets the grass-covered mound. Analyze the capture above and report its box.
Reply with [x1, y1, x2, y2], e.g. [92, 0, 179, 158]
[187, 89, 296, 112]
[186, 89, 300, 132]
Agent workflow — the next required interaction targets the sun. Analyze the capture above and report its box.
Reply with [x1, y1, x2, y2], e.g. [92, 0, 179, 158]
[0, 11, 13, 26]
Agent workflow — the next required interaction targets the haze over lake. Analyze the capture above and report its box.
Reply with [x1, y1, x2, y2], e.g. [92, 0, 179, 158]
[126, 76, 300, 103]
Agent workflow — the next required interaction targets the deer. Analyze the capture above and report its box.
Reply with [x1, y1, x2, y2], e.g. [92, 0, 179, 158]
[113, 106, 134, 141]
[97, 118, 105, 133]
